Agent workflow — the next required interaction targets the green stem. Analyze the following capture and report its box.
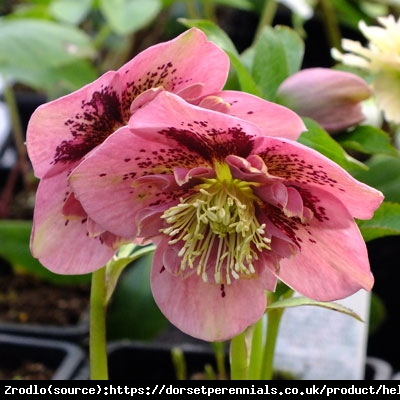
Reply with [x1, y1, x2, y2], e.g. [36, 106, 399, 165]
[90, 267, 108, 380]
[2, 82, 30, 189]
[318, 0, 342, 51]
[254, 0, 279, 44]
[212, 341, 227, 380]
[200, 0, 216, 22]
[259, 287, 294, 380]
[171, 347, 187, 380]
[184, 0, 201, 19]
[92, 23, 113, 53]
[229, 330, 249, 380]
[260, 307, 283, 380]
[248, 316, 264, 379]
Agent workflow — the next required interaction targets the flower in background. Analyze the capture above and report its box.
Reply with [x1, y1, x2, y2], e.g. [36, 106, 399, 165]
[278, 0, 316, 20]
[331, 15, 400, 124]
[276, 68, 372, 134]
[69, 91, 383, 341]
[26, 27, 230, 274]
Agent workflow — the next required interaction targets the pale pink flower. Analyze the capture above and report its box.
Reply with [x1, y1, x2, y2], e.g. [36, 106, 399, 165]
[26, 28, 231, 274]
[27, 27, 306, 274]
[70, 91, 383, 341]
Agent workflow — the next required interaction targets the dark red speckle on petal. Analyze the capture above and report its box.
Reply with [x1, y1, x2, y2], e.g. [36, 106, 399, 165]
[54, 86, 123, 166]
[121, 61, 192, 120]
[260, 145, 340, 190]
[160, 122, 255, 162]
[220, 284, 226, 298]
[53, 59, 196, 168]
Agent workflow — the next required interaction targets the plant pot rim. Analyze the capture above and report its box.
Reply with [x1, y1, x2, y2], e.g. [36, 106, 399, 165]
[0, 333, 86, 380]
[0, 310, 89, 342]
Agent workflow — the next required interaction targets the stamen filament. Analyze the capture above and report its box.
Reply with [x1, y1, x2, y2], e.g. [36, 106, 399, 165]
[160, 173, 271, 285]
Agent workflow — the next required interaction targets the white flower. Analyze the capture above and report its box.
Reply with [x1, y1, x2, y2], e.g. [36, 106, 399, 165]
[278, 0, 315, 20]
[331, 15, 400, 124]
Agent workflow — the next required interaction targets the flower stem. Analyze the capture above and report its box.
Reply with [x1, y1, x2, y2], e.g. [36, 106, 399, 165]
[248, 316, 264, 379]
[2, 81, 30, 189]
[229, 330, 249, 380]
[254, 0, 279, 43]
[90, 267, 108, 380]
[212, 341, 227, 380]
[260, 287, 294, 380]
[260, 305, 284, 380]
[318, 0, 342, 51]
[171, 347, 187, 380]
[184, 0, 202, 19]
[200, 0, 217, 22]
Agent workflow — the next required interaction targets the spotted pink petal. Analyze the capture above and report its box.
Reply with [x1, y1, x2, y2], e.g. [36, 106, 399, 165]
[30, 170, 125, 274]
[70, 91, 304, 238]
[27, 71, 122, 179]
[26, 28, 230, 274]
[70, 126, 184, 238]
[270, 189, 374, 300]
[27, 28, 229, 180]
[197, 90, 306, 140]
[150, 237, 276, 342]
[246, 136, 383, 220]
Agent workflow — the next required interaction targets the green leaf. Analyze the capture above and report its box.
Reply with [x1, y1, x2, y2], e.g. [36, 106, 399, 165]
[49, 0, 93, 25]
[178, 18, 239, 56]
[105, 243, 155, 304]
[43, 59, 98, 99]
[330, 0, 375, 30]
[0, 220, 91, 285]
[251, 26, 289, 101]
[5, 1, 52, 19]
[298, 118, 368, 173]
[208, 0, 255, 11]
[368, 292, 386, 336]
[106, 250, 168, 341]
[227, 50, 262, 96]
[357, 201, 400, 242]
[351, 154, 400, 203]
[335, 125, 399, 157]
[266, 296, 363, 322]
[250, 25, 304, 101]
[10, 59, 98, 99]
[99, 0, 162, 36]
[272, 25, 304, 76]
[0, 18, 95, 87]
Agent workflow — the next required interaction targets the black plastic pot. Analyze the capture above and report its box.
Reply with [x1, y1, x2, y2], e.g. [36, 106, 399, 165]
[0, 311, 89, 343]
[0, 258, 90, 343]
[106, 340, 224, 380]
[105, 340, 399, 380]
[0, 333, 86, 380]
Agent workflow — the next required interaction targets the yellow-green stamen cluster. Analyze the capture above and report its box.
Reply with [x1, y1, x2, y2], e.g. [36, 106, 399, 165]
[160, 164, 271, 285]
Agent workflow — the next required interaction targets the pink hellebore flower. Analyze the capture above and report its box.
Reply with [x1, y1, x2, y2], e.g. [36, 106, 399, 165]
[26, 28, 232, 274]
[276, 68, 372, 134]
[70, 91, 383, 341]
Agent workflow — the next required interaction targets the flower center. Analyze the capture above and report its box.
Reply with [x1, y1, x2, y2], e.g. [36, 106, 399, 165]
[160, 163, 271, 285]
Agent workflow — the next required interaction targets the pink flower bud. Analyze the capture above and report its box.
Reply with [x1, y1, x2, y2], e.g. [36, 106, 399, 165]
[277, 68, 372, 134]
